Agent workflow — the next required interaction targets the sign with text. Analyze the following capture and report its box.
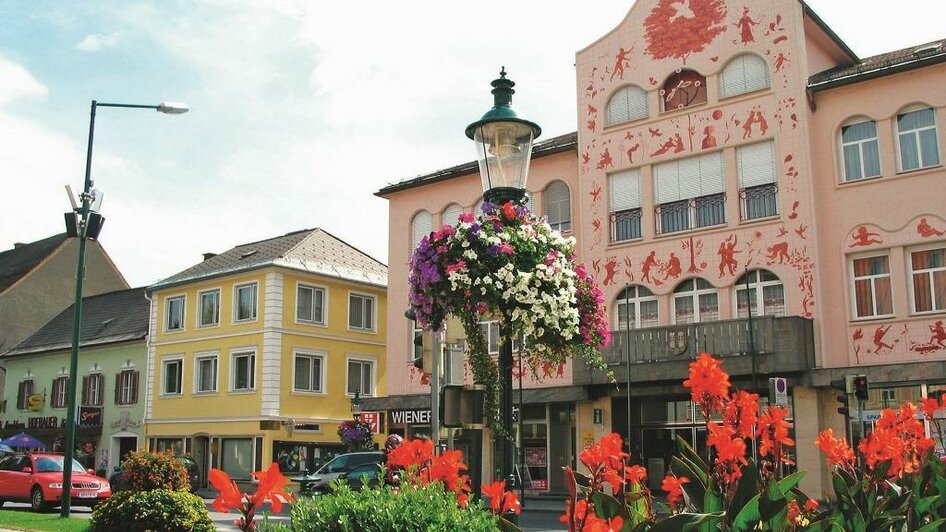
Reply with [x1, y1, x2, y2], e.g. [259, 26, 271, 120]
[78, 406, 103, 427]
[389, 409, 430, 426]
[28, 416, 61, 430]
[358, 411, 382, 434]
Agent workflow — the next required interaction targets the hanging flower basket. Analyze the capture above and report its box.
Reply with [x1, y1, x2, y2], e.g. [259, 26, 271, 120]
[338, 419, 374, 451]
[408, 201, 611, 429]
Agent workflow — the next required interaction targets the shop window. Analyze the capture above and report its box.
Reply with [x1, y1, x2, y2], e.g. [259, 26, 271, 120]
[897, 106, 940, 172]
[610, 169, 642, 242]
[909, 246, 945, 313]
[737, 140, 778, 221]
[654, 152, 725, 234]
[616, 285, 659, 330]
[220, 438, 254, 480]
[841, 119, 881, 182]
[720, 54, 769, 98]
[543, 181, 572, 232]
[606, 85, 648, 126]
[660, 69, 706, 112]
[672, 279, 719, 324]
[735, 269, 785, 317]
[851, 256, 893, 318]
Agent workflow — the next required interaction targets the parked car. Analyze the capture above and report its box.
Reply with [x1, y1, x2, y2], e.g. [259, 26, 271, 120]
[0, 453, 111, 511]
[293, 451, 384, 494]
[336, 462, 384, 492]
[108, 456, 201, 492]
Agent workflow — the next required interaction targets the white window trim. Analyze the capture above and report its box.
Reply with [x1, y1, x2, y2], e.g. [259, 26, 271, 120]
[233, 282, 259, 323]
[295, 282, 328, 326]
[615, 288, 659, 330]
[164, 294, 186, 333]
[230, 349, 257, 393]
[672, 280, 720, 324]
[193, 351, 219, 395]
[292, 350, 327, 395]
[347, 291, 377, 333]
[51, 376, 68, 408]
[733, 270, 786, 318]
[895, 105, 941, 173]
[161, 355, 185, 397]
[346, 355, 377, 397]
[907, 243, 946, 315]
[83, 372, 105, 406]
[848, 254, 895, 320]
[839, 118, 882, 183]
[116, 369, 137, 406]
[197, 287, 221, 329]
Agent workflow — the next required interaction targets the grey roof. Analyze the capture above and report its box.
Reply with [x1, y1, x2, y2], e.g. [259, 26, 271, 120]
[809, 39, 946, 92]
[0, 234, 69, 295]
[3, 287, 149, 357]
[375, 131, 578, 197]
[151, 228, 387, 290]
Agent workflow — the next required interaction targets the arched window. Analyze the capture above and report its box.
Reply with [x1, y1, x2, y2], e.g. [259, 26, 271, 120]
[840, 118, 881, 182]
[442, 203, 463, 227]
[606, 85, 648, 126]
[410, 210, 432, 250]
[543, 181, 572, 232]
[720, 54, 769, 99]
[673, 279, 719, 324]
[734, 269, 785, 317]
[896, 105, 940, 172]
[661, 69, 706, 112]
[615, 285, 659, 330]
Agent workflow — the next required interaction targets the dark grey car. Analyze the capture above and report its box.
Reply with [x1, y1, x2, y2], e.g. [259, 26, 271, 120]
[294, 451, 384, 494]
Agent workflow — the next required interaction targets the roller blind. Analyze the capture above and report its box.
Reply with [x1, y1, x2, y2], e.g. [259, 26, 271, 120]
[655, 152, 724, 203]
[721, 54, 770, 98]
[410, 211, 432, 248]
[606, 85, 648, 125]
[737, 141, 777, 188]
[442, 203, 462, 227]
[610, 169, 641, 212]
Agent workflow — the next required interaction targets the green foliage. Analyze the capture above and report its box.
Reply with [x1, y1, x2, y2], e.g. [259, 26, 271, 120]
[89, 489, 214, 532]
[120, 450, 190, 492]
[0, 509, 89, 532]
[263, 481, 501, 532]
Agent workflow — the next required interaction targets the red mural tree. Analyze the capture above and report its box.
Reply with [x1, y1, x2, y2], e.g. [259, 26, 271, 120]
[644, 0, 728, 64]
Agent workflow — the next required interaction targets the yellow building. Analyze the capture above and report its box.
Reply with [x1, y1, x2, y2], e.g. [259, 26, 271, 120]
[144, 228, 386, 486]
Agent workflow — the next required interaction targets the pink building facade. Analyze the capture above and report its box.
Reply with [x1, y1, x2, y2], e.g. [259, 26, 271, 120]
[375, 0, 946, 497]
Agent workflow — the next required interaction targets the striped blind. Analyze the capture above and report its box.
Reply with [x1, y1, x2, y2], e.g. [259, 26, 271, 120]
[610, 169, 641, 212]
[654, 152, 724, 204]
[720, 54, 770, 98]
[410, 211, 432, 249]
[737, 141, 777, 188]
[606, 85, 648, 126]
[441, 203, 462, 227]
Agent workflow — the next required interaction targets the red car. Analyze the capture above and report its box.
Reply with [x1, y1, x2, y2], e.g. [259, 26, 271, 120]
[0, 453, 111, 511]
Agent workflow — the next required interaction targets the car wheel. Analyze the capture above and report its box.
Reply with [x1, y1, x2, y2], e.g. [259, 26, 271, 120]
[30, 487, 49, 512]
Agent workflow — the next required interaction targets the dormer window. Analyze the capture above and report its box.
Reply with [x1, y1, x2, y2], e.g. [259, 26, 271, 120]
[661, 69, 706, 112]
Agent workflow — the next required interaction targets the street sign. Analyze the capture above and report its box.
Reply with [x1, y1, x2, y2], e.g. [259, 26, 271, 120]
[358, 411, 382, 434]
[769, 377, 788, 407]
[593, 408, 603, 425]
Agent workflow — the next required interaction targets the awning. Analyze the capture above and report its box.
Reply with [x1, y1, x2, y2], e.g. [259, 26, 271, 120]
[360, 385, 589, 411]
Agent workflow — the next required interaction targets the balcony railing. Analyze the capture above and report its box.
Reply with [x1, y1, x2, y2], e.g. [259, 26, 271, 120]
[573, 315, 814, 386]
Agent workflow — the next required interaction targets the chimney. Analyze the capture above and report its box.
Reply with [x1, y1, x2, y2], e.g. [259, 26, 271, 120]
[202, 252, 217, 261]
[13, 243, 27, 249]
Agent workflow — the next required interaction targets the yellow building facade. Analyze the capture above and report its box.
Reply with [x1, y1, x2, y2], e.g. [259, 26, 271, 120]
[144, 229, 387, 486]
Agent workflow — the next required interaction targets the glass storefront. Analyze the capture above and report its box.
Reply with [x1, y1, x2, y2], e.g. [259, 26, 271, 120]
[272, 440, 346, 475]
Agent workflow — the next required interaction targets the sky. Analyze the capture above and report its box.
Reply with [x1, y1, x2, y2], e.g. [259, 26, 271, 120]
[1, 1, 944, 287]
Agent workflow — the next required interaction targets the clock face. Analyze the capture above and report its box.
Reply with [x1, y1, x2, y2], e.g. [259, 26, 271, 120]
[661, 69, 707, 111]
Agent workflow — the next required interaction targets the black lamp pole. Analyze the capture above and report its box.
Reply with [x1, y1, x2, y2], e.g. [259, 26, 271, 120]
[61, 100, 186, 517]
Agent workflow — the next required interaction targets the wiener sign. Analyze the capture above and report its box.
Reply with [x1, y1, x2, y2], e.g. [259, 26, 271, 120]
[78, 406, 103, 427]
[389, 409, 430, 425]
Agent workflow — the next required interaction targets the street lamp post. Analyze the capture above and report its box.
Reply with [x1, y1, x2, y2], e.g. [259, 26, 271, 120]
[61, 100, 187, 518]
[465, 69, 540, 518]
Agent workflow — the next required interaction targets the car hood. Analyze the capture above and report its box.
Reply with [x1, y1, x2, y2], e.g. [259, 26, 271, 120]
[36, 471, 108, 485]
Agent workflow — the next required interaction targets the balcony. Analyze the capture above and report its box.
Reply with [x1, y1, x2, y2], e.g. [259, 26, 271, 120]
[573, 316, 815, 386]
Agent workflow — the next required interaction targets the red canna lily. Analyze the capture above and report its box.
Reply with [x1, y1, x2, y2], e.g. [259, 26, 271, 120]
[209, 468, 244, 513]
[482, 480, 521, 516]
[661, 475, 689, 510]
[920, 396, 942, 420]
[584, 514, 623, 532]
[683, 353, 731, 419]
[815, 429, 855, 470]
[209, 464, 294, 532]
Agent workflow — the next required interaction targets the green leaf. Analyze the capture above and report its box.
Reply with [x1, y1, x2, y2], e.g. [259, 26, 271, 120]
[730, 471, 805, 532]
[591, 491, 631, 521]
[914, 518, 946, 532]
[497, 516, 523, 532]
[646, 512, 726, 532]
[914, 494, 940, 515]
[675, 436, 709, 477]
[728, 459, 760, 523]
[759, 478, 787, 530]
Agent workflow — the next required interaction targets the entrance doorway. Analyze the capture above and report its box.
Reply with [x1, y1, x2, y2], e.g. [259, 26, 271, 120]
[192, 436, 210, 489]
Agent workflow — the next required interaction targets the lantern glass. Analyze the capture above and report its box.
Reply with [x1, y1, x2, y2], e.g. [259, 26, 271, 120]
[472, 119, 535, 195]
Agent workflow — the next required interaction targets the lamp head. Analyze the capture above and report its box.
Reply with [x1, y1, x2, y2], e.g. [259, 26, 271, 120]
[157, 102, 189, 115]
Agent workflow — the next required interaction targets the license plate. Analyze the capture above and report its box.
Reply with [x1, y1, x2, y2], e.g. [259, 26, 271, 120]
[77, 492, 97, 499]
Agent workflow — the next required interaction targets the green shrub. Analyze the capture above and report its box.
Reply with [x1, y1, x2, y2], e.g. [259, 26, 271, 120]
[120, 450, 190, 492]
[262, 481, 500, 532]
[90, 489, 214, 532]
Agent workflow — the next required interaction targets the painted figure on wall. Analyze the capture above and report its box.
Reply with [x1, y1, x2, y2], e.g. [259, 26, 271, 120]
[663, 252, 683, 280]
[644, 0, 727, 64]
[701, 125, 718, 149]
[612, 47, 633, 81]
[734, 6, 758, 45]
[872, 324, 895, 354]
[642, 250, 659, 283]
[930, 320, 946, 348]
[597, 148, 614, 169]
[717, 235, 739, 277]
[917, 217, 945, 237]
[850, 226, 883, 247]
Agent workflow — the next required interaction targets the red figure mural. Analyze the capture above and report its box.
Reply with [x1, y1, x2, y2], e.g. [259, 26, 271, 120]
[596, 148, 614, 169]
[741, 107, 768, 139]
[872, 325, 896, 354]
[734, 6, 758, 45]
[623, 256, 636, 282]
[765, 242, 790, 265]
[641, 251, 659, 283]
[662, 252, 683, 280]
[773, 52, 790, 72]
[650, 133, 685, 157]
[611, 47, 633, 81]
[794, 224, 808, 239]
[589, 184, 602, 205]
[917, 217, 946, 237]
[717, 235, 739, 277]
[852, 328, 864, 358]
[683, 236, 706, 273]
[788, 200, 799, 220]
[648, 126, 663, 137]
[644, 0, 727, 64]
[849, 226, 883, 247]
[930, 320, 946, 348]
[701, 125, 718, 149]
[603, 257, 619, 286]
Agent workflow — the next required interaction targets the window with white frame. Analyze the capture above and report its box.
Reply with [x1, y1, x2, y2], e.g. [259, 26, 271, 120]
[294, 352, 325, 393]
[235, 283, 258, 322]
[841, 119, 881, 182]
[199, 289, 220, 327]
[162, 358, 183, 395]
[606, 85, 648, 126]
[479, 320, 501, 354]
[165, 295, 185, 331]
[296, 283, 326, 325]
[411, 210, 433, 250]
[16, 379, 33, 410]
[909, 246, 945, 313]
[347, 358, 374, 396]
[851, 256, 893, 318]
[616, 285, 659, 329]
[897, 107, 940, 171]
[349, 293, 375, 331]
[737, 140, 778, 221]
[81, 373, 104, 406]
[673, 279, 720, 324]
[115, 369, 139, 405]
[720, 54, 769, 99]
[543, 181, 572, 232]
[194, 353, 218, 394]
[51, 376, 68, 408]
[412, 321, 423, 362]
[231, 351, 256, 391]
[442, 204, 463, 228]
[654, 152, 725, 234]
[736, 269, 785, 318]
[610, 169, 642, 242]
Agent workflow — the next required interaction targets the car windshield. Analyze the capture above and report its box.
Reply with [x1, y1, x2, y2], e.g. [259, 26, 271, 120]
[35, 457, 87, 473]
[316, 455, 348, 474]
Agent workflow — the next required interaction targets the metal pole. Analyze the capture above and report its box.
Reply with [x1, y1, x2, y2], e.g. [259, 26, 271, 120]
[62, 100, 98, 517]
[431, 332, 441, 451]
[499, 313, 516, 525]
[624, 285, 632, 453]
[517, 348, 524, 508]
[744, 269, 757, 391]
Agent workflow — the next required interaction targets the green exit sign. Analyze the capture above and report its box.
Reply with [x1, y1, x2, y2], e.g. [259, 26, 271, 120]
[593, 408, 603, 425]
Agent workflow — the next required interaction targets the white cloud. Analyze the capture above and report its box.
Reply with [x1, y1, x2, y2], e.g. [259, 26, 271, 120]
[0, 53, 48, 105]
[75, 32, 122, 52]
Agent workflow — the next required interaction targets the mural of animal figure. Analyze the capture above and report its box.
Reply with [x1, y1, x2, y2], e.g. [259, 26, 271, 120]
[765, 242, 790, 265]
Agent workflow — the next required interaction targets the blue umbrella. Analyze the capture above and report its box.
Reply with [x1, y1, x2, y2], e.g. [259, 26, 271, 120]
[0, 432, 46, 449]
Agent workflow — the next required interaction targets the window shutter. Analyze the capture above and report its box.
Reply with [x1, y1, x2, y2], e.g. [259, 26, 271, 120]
[607, 86, 648, 126]
[676, 157, 703, 199]
[544, 181, 570, 226]
[610, 170, 641, 211]
[115, 374, 121, 404]
[721, 55, 769, 98]
[410, 211, 432, 249]
[654, 162, 681, 204]
[607, 90, 630, 125]
[442, 204, 462, 227]
[699, 152, 725, 195]
[81, 376, 89, 406]
[737, 141, 777, 188]
[743, 55, 769, 93]
[131, 371, 139, 404]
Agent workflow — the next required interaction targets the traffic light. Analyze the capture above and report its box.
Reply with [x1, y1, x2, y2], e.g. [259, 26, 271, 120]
[830, 377, 850, 416]
[836, 394, 849, 416]
[852, 375, 869, 402]
[413, 332, 432, 372]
